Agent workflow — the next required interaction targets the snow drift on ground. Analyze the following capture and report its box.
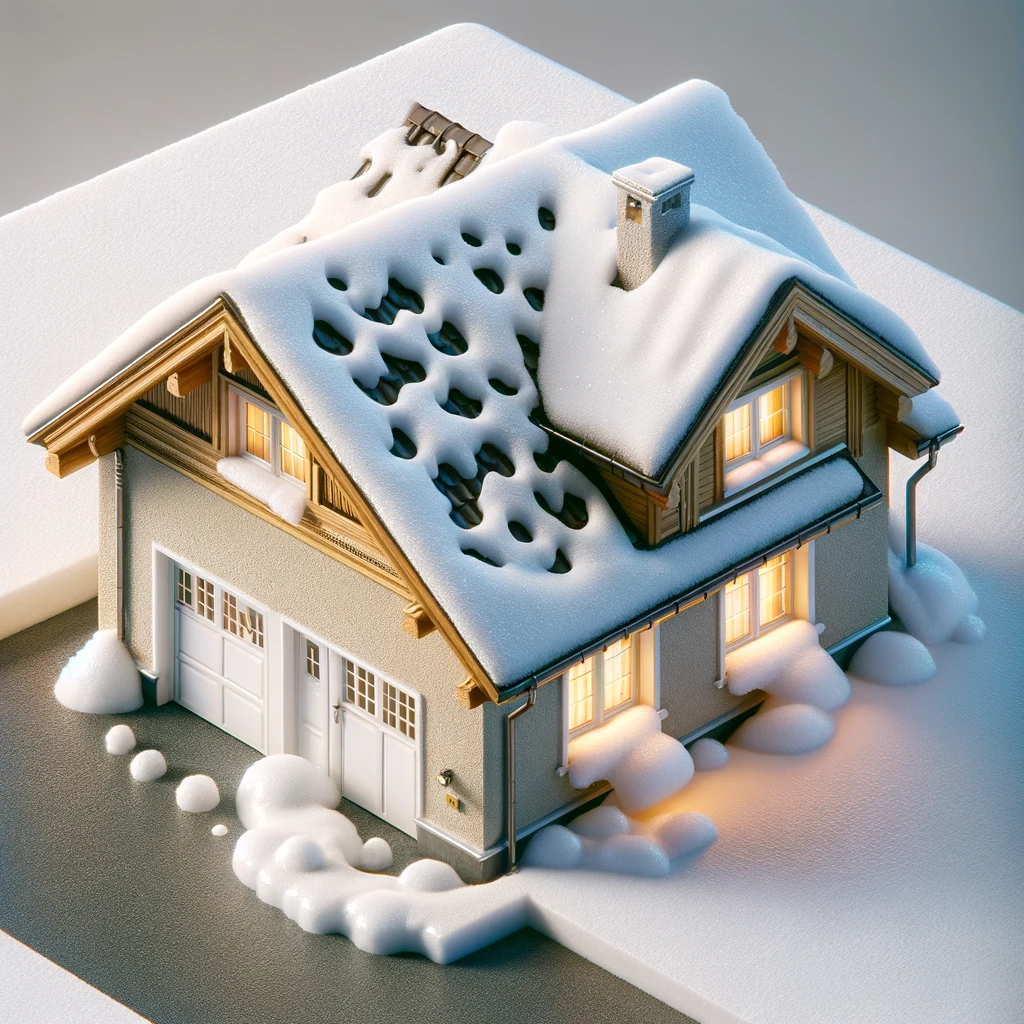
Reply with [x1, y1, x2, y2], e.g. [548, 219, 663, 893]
[689, 737, 729, 771]
[176, 775, 221, 812]
[104, 724, 137, 754]
[888, 521, 981, 644]
[524, 804, 716, 877]
[848, 631, 936, 686]
[130, 750, 167, 782]
[216, 457, 306, 526]
[53, 630, 143, 714]
[567, 706, 694, 813]
[232, 755, 528, 961]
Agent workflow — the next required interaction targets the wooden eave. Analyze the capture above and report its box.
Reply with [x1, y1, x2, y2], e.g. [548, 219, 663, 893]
[29, 295, 505, 706]
[537, 277, 940, 499]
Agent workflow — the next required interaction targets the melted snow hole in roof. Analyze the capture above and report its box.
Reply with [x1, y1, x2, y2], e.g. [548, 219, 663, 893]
[294, 188, 606, 577]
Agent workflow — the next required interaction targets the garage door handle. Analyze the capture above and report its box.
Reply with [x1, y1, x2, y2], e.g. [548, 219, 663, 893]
[332, 702, 340, 723]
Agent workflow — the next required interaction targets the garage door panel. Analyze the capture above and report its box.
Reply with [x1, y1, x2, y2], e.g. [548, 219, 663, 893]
[223, 640, 263, 698]
[382, 735, 417, 836]
[178, 661, 221, 722]
[342, 710, 382, 815]
[178, 612, 221, 673]
[223, 687, 265, 751]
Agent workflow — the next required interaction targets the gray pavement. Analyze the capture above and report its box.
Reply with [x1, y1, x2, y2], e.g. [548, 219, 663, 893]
[0, 600, 694, 1024]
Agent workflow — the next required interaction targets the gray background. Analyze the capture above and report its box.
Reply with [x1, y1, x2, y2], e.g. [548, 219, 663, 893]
[1, 0, 1021, 312]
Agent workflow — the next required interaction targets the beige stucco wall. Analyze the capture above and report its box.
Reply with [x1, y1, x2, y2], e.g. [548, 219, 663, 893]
[659, 594, 746, 740]
[98, 447, 487, 847]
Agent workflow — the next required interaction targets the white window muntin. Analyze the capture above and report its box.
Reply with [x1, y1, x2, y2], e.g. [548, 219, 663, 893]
[231, 386, 307, 489]
[723, 368, 804, 471]
[723, 549, 795, 652]
[565, 633, 639, 739]
[340, 651, 418, 744]
[174, 561, 265, 652]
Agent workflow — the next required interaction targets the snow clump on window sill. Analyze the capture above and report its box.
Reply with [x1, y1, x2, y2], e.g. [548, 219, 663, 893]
[217, 457, 306, 526]
[54, 630, 144, 715]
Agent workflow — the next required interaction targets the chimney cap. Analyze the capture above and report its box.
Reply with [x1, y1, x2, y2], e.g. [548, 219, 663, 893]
[612, 158, 695, 203]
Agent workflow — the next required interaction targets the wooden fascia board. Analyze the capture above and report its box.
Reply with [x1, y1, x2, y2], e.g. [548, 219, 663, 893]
[30, 298, 233, 455]
[654, 280, 938, 496]
[218, 303, 503, 705]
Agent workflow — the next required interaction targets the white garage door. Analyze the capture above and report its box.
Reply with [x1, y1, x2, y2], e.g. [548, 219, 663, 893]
[339, 657, 419, 837]
[173, 564, 267, 752]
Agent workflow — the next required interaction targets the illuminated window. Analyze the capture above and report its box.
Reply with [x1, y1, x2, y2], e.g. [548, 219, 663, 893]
[724, 404, 751, 463]
[245, 402, 271, 463]
[568, 659, 595, 731]
[724, 550, 793, 649]
[279, 421, 308, 484]
[758, 384, 788, 446]
[567, 635, 636, 735]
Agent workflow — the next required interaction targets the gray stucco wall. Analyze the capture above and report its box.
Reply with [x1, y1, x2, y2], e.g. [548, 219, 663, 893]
[815, 423, 890, 648]
[659, 594, 745, 740]
[98, 447, 487, 847]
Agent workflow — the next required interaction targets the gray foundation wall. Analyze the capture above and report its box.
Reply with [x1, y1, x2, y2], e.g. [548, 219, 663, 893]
[659, 594, 745, 740]
[98, 447, 486, 848]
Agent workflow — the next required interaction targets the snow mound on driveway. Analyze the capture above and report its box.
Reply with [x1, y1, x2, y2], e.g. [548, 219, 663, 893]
[231, 755, 529, 961]
[130, 749, 167, 781]
[104, 724, 136, 754]
[176, 775, 221, 812]
[848, 631, 936, 686]
[524, 804, 717, 876]
[567, 706, 694, 813]
[54, 630, 143, 714]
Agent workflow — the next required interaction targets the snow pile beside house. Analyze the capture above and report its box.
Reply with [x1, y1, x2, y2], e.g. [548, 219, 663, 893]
[848, 631, 936, 686]
[523, 804, 716, 877]
[217, 457, 306, 526]
[726, 619, 848, 754]
[54, 630, 143, 714]
[232, 755, 529, 961]
[104, 724, 137, 754]
[689, 737, 729, 771]
[887, 522, 983, 644]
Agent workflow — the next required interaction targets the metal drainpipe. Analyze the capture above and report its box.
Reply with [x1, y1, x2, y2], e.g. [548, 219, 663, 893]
[506, 686, 537, 874]
[905, 440, 940, 569]
[114, 448, 125, 640]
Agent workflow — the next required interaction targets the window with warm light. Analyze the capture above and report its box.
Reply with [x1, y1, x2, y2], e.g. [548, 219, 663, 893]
[722, 371, 806, 497]
[236, 389, 308, 488]
[566, 635, 636, 735]
[724, 550, 793, 648]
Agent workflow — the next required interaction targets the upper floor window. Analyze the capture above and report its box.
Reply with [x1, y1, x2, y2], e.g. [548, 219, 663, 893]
[567, 635, 635, 736]
[723, 370, 806, 496]
[235, 388, 308, 487]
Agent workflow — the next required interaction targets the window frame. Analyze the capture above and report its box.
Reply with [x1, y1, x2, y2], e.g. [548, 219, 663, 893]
[565, 634, 640, 740]
[231, 386, 308, 490]
[723, 550, 795, 652]
[340, 652, 418, 744]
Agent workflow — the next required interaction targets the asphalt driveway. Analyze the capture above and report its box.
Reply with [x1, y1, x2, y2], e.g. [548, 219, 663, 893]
[0, 600, 693, 1024]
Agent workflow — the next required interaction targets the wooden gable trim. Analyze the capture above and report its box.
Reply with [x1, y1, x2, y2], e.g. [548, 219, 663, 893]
[30, 295, 503, 705]
[653, 280, 937, 501]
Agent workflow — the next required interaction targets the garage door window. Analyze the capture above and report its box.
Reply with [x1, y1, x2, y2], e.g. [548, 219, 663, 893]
[223, 591, 265, 649]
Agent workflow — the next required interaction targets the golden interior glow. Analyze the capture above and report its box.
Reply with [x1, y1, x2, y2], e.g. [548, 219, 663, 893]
[568, 658, 595, 731]
[245, 403, 271, 462]
[724, 404, 752, 463]
[279, 420, 308, 483]
[758, 384, 788, 446]
[758, 552, 791, 627]
[603, 637, 633, 712]
[724, 573, 752, 645]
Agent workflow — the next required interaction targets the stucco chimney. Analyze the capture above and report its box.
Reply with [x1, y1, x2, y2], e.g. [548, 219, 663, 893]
[612, 158, 695, 289]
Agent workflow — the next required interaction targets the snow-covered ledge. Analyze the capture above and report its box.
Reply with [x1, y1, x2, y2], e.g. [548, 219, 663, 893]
[217, 457, 307, 526]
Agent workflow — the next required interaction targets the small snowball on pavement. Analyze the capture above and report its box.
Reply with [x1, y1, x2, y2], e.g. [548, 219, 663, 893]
[689, 737, 729, 771]
[176, 774, 221, 812]
[105, 724, 137, 755]
[211, 824, 228, 837]
[359, 837, 393, 872]
[130, 749, 167, 781]
[848, 631, 936, 686]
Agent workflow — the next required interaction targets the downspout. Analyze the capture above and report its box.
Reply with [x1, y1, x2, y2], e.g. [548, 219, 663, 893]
[114, 448, 125, 639]
[904, 423, 966, 568]
[505, 686, 537, 874]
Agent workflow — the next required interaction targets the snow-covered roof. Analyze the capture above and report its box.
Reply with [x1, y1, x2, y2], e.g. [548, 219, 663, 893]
[25, 80, 938, 692]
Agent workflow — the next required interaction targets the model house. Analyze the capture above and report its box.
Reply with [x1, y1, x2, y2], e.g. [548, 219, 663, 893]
[23, 85, 959, 881]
